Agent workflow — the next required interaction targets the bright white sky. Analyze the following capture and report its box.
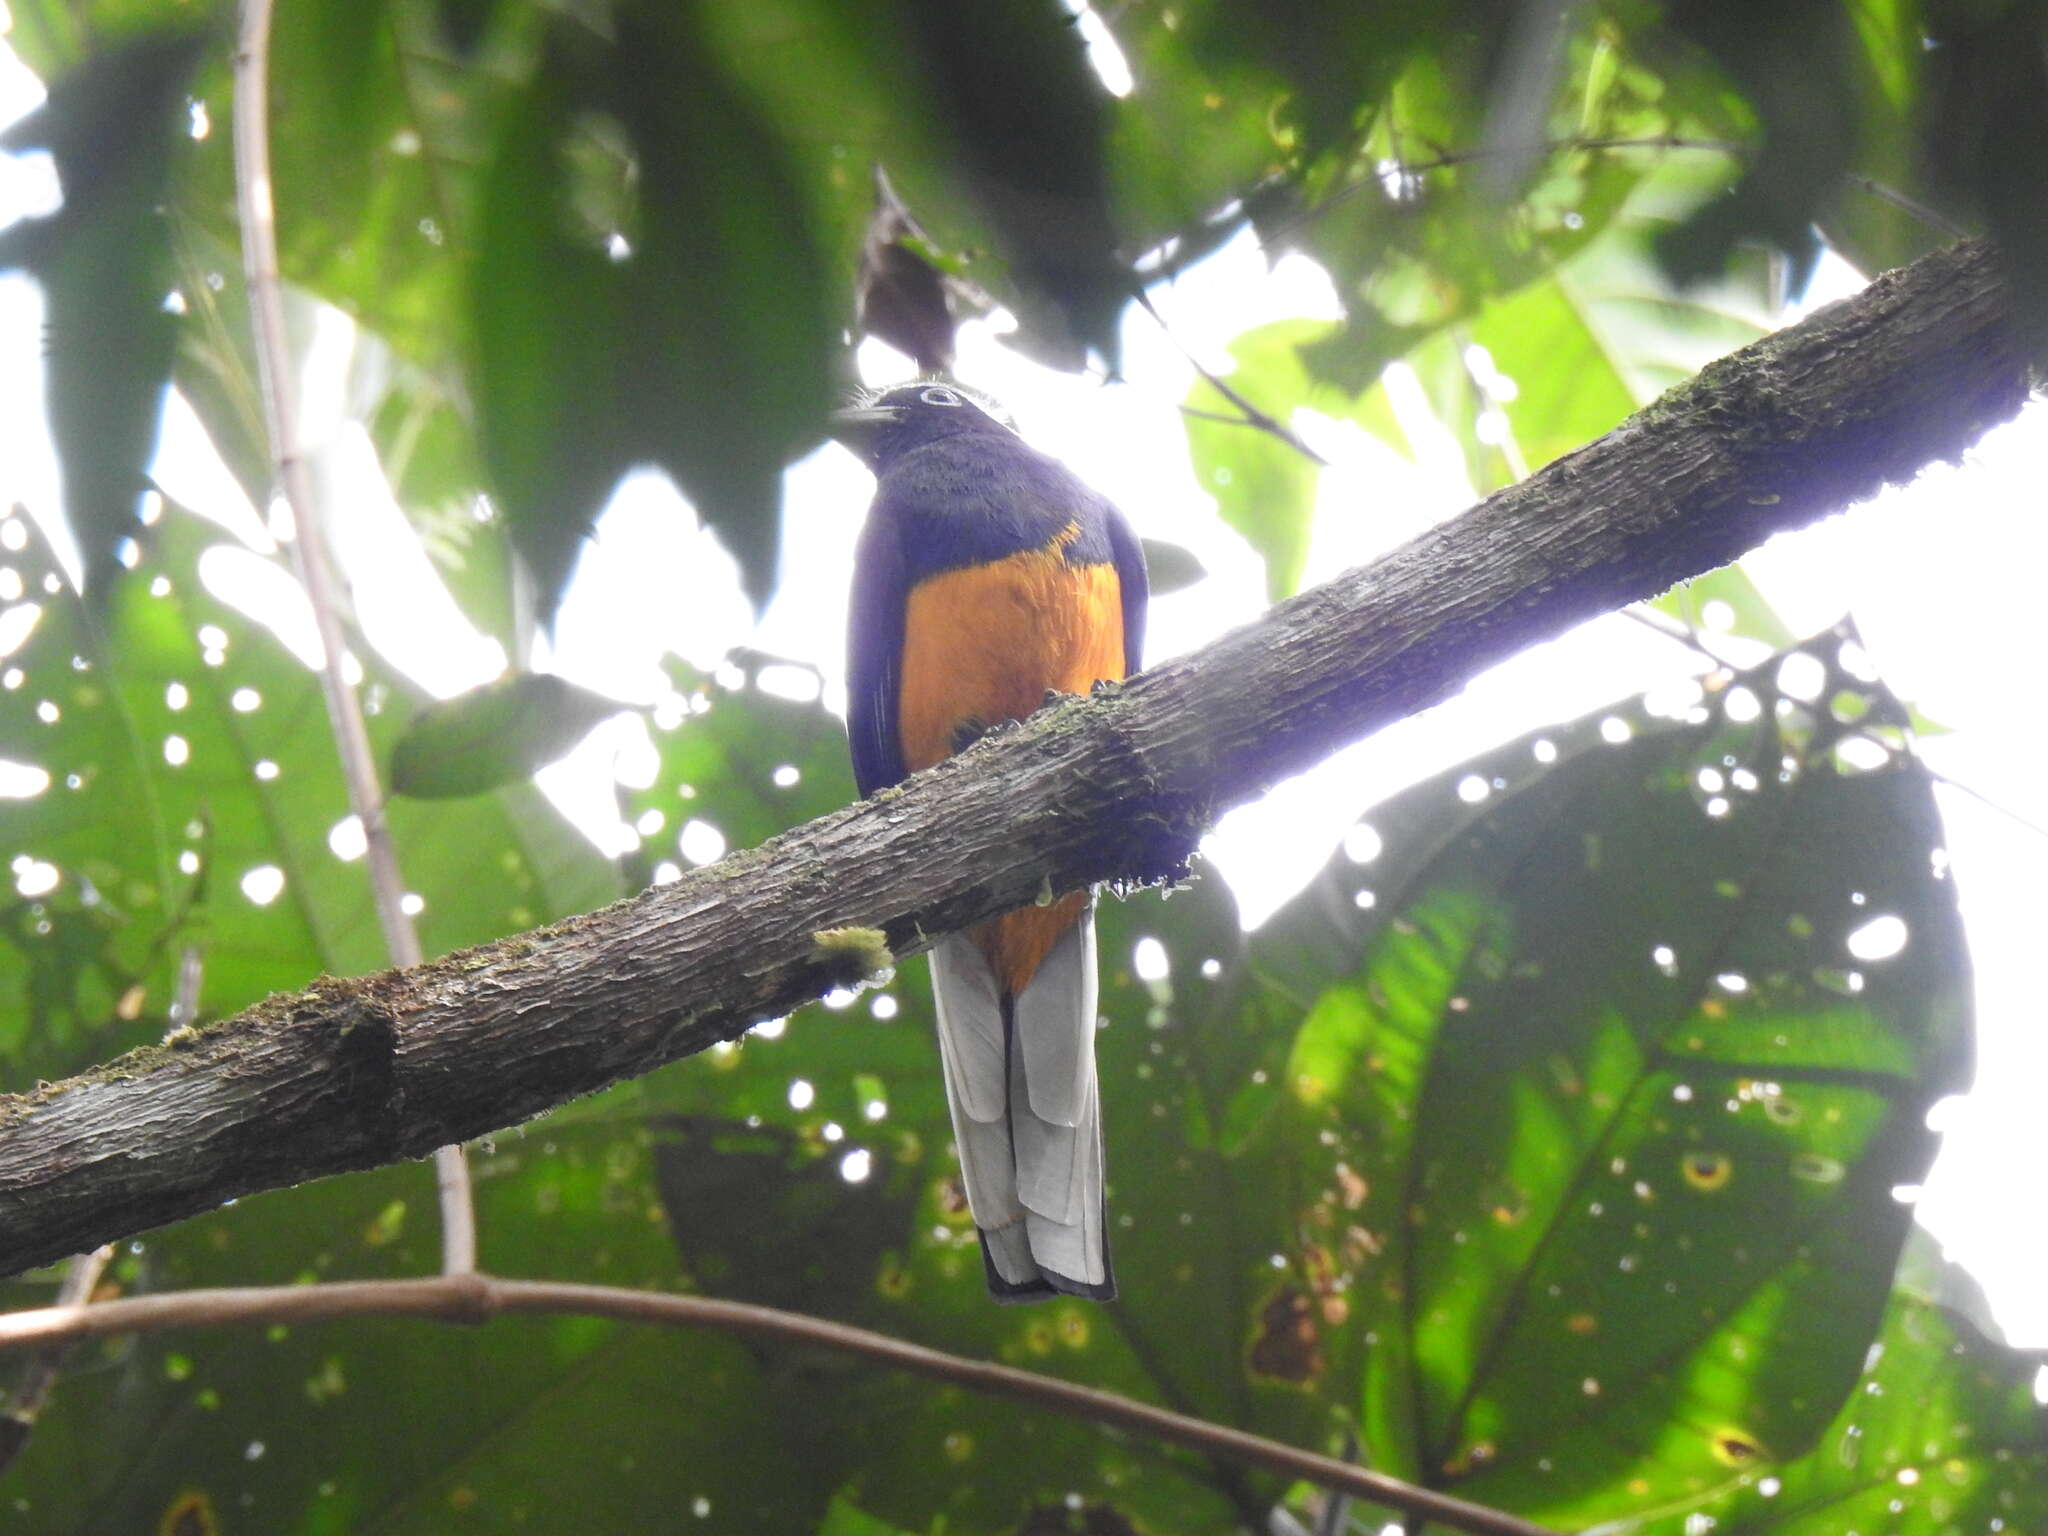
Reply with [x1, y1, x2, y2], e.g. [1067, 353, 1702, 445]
[0, 30, 2042, 1349]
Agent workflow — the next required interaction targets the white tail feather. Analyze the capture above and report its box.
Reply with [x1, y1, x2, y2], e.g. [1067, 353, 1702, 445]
[927, 912, 1113, 1300]
[980, 1219, 1039, 1288]
[1013, 915, 1098, 1127]
[930, 935, 1005, 1123]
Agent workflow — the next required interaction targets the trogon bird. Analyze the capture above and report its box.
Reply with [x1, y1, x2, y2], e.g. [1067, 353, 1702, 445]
[832, 381, 1147, 1303]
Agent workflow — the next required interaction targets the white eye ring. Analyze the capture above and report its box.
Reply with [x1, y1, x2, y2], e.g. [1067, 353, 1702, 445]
[919, 386, 961, 407]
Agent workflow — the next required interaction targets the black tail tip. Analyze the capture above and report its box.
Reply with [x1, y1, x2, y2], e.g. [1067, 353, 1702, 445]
[977, 1234, 1116, 1305]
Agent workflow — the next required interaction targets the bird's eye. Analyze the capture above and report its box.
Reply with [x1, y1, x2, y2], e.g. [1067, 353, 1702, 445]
[919, 387, 961, 407]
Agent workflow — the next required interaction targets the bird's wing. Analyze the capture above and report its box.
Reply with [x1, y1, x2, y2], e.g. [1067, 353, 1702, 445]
[1102, 500, 1149, 676]
[846, 500, 909, 795]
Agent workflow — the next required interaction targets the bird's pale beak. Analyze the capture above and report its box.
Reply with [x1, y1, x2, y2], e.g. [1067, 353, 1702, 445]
[827, 404, 904, 457]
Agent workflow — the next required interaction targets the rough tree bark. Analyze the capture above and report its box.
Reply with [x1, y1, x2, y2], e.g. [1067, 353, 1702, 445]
[0, 238, 2029, 1278]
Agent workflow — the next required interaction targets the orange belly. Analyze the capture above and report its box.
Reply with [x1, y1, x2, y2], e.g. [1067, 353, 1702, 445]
[898, 543, 1125, 995]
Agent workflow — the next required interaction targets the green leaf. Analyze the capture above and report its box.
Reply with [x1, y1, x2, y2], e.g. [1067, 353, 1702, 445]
[1547, 172, 1783, 401]
[817, 1495, 918, 1536]
[889, 0, 1126, 370]
[388, 671, 622, 800]
[1450, 155, 1780, 483]
[609, 9, 835, 610]
[1102, 3, 1293, 264]
[0, 30, 204, 606]
[1651, 0, 1850, 288]
[1294, 77, 1667, 395]
[1655, 565, 1799, 652]
[1612, 1236, 2048, 1535]
[1137, 537, 1206, 596]
[0, 505, 614, 1085]
[1465, 273, 1637, 472]
[0, 1111, 834, 1532]
[472, 13, 835, 618]
[1255, 623, 1970, 1522]
[1816, 0, 1947, 279]
[468, 69, 630, 626]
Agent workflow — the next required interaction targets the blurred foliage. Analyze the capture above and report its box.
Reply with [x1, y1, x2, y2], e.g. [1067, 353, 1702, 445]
[0, 30, 202, 609]
[0, 504, 612, 1088]
[0, 2, 2041, 1532]
[7, 577, 2037, 1529]
[0, 0, 2041, 624]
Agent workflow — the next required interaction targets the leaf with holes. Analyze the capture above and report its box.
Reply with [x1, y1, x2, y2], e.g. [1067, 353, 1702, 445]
[1605, 1233, 2048, 1534]
[1651, 0, 1850, 288]
[0, 1107, 834, 1531]
[0, 506, 613, 1085]
[1250, 622, 1970, 1525]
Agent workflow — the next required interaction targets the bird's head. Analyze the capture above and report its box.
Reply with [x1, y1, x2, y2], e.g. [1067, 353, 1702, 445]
[828, 381, 1014, 471]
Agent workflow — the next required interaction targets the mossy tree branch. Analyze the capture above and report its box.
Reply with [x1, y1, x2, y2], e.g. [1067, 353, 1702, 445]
[0, 238, 2029, 1280]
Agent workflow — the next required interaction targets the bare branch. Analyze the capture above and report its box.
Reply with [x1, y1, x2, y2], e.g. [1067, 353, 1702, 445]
[0, 1273, 1558, 1536]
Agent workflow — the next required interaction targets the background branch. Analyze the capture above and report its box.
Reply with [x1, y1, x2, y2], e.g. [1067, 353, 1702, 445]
[0, 1245, 110, 1475]
[0, 1272, 1558, 1536]
[0, 237, 2027, 1280]
[1139, 289, 1330, 465]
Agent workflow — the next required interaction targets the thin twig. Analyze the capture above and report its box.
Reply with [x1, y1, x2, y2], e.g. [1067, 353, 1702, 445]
[1179, 404, 1258, 427]
[231, 0, 474, 1274]
[1842, 176, 1971, 242]
[1146, 134, 1969, 294]
[0, 1245, 112, 1475]
[1927, 769, 2048, 843]
[1137, 290, 1329, 466]
[1619, 603, 1729, 665]
[0, 1274, 1560, 1536]
[1260, 134, 1746, 250]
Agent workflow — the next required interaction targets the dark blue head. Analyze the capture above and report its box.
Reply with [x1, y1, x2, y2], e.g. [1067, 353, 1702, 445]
[828, 381, 1015, 472]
